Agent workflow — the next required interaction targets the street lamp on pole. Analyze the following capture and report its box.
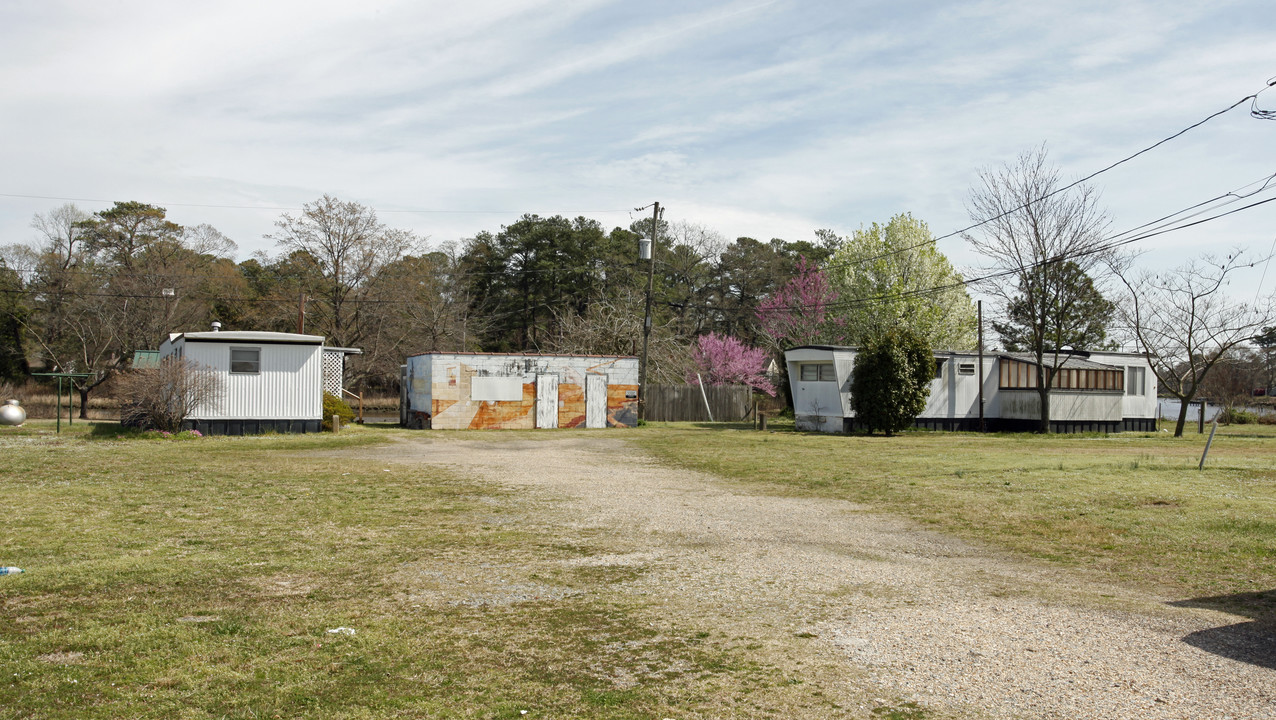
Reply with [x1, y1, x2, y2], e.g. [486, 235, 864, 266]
[161, 287, 176, 331]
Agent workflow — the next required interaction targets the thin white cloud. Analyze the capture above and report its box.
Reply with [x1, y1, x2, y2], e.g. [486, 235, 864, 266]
[1, 0, 1272, 280]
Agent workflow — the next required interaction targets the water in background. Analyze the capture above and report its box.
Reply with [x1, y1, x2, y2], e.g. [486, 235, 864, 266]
[1157, 398, 1275, 421]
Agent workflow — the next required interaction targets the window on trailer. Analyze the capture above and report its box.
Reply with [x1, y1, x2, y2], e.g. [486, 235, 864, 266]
[800, 363, 836, 382]
[230, 347, 261, 374]
[1126, 366, 1145, 395]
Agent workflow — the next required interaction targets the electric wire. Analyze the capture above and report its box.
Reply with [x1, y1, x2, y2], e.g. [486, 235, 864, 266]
[820, 83, 1272, 272]
[676, 187, 1276, 315]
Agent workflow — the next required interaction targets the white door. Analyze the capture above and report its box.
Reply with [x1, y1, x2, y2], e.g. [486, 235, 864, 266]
[536, 374, 559, 428]
[585, 374, 607, 429]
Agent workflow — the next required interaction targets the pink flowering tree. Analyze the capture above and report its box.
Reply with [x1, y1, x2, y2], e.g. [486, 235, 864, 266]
[687, 332, 777, 396]
[756, 257, 849, 349]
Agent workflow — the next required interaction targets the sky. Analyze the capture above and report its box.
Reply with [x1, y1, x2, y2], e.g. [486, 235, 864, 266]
[1, 0, 1274, 293]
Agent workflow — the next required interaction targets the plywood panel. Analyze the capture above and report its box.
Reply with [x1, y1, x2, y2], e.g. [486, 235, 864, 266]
[585, 374, 607, 428]
[471, 376, 524, 401]
[606, 384, 639, 427]
[558, 382, 585, 428]
[536, 374, 559, 428]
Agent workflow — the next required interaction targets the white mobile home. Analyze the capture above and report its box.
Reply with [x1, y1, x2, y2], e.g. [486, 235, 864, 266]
[785, 345, 1157, 434]
[402, 352, 639, 430]
[158, 330, 356, 435]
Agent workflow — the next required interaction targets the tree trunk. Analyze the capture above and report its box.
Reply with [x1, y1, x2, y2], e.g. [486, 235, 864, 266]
[78, 386, 90, 420]
[1174, 395, 1192, 438]
[1037, 386, 1051, 433]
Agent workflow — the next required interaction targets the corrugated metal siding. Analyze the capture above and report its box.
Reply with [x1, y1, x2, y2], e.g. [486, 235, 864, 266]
[999, 389, 1122, 422]
[181, 341, 322, 420]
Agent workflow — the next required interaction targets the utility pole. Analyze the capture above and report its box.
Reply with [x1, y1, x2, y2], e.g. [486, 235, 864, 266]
[297, 292, 307, 334]
[637, 202, 661, 421]
[977, 299, 985, 432]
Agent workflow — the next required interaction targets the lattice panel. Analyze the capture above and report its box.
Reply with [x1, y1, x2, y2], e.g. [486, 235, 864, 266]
[323, 352, 344, 396]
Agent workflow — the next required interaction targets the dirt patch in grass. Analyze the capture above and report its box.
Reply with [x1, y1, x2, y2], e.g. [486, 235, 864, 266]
[36, 652, 84, 665]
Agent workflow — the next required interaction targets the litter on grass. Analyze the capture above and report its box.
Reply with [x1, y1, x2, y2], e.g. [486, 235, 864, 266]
[326, 627, 356, 635]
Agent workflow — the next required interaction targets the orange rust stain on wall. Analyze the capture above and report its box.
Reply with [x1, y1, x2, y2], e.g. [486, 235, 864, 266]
[558, 382, 585, 428]
[431, 397, 457, 418]
[467, 383, 536, 429]
[607, 384, 639, 427]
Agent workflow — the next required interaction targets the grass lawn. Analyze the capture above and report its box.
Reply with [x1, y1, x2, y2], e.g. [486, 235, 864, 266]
[0, 422, 825, 719]
[632, 420, 1276, 604]
[4, 418, 1273, 718]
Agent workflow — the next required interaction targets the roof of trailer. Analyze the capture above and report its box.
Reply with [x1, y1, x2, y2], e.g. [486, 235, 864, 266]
[407, 351, 638, 360]
[173, 331, 325, 345]
[785, 346, 1126, 370]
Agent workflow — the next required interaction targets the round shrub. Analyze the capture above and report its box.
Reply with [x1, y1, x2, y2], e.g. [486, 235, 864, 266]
[850, 329, 933, 436]
[322, 392, 355, 430]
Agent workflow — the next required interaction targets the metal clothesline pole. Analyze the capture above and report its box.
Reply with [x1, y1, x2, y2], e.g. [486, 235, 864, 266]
[32, 372, 94, 434]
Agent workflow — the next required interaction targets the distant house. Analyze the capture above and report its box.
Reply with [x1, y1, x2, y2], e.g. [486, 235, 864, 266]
[401, 352, 638, 430]
[785, 345, 1157, 434]
[157, 327, 360, 435]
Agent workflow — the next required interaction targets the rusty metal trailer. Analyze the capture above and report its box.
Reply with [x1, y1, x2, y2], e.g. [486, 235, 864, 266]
[402, 352, 638, 430]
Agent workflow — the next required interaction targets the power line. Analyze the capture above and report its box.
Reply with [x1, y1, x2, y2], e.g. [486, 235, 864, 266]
[704, 183, 1276, 315]
[820, 82, 1273, 272]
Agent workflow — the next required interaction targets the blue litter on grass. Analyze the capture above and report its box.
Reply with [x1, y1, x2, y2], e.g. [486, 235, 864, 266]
[0, 567, 23, 575]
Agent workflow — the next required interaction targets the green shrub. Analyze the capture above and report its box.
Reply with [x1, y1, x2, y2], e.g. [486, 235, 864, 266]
[1218, 407, 1259, 425]
[850, 329, 933, 436]
[322, 392, 355, 430]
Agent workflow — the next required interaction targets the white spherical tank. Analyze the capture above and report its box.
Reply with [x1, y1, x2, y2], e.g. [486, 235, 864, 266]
[0, 399, 26, 426]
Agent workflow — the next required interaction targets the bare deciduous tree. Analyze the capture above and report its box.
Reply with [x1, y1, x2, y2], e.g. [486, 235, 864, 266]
[117, 357, 223, 432]
[267, 195, 422, 348]
[1112, 250, 1276, 436]
[1196, 347, 1264, 422]
[31, 204, 89, 271]
[548, 287, 693, 384]
[964, 145, 1112, 432]
[182, 223, 238, 259]
[354, 246, 485, 390]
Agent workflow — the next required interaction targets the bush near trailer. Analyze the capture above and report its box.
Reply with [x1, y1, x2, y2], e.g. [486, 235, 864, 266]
[322, 391, 355, 430]
[116, 358, 222, 432]
[849, 330, 933, 436]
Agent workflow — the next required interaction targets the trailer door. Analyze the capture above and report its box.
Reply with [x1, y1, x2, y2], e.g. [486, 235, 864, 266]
[536, 374, 559, 428]
[585, 374, 607, 428]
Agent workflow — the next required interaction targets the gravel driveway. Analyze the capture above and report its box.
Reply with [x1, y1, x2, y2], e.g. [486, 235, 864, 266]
[368, 434, 1274, 719]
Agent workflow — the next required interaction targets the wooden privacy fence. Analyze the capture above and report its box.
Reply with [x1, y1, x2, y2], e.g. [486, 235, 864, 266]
[645, 383, 752, 422]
